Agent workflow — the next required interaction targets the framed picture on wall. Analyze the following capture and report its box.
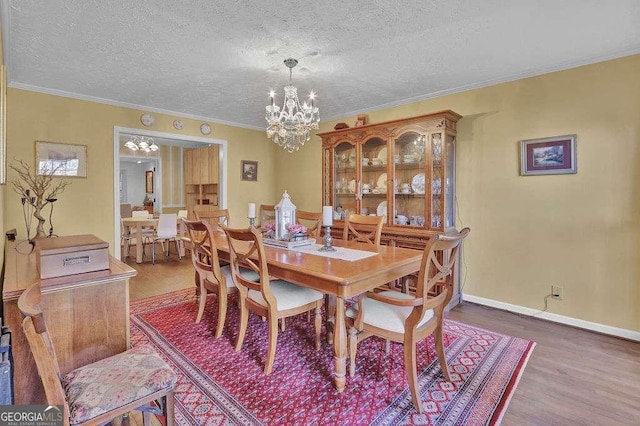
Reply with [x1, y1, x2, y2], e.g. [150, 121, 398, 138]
[520, 134, 577, 176]
[145, 170, 154, 193]
[241, 160, 258, 181]
[35, 141, 87, 177]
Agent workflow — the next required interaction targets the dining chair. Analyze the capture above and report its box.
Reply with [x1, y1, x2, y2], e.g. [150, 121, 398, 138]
[151, 213, 182, 264]
[183, 219, 259, 337]
[18, 283, 177, 425]
[259, 204, 276, 228]
[296, 210, 322, 238]
[177, 209, 189, 255]
[221, 225, 324, 375]
[120, 203, 133, 218]
[120, 218, 136, 259]
[195, 209, 230, 231]
[342, 213, 383, 248]
[346, 227, 470, 413]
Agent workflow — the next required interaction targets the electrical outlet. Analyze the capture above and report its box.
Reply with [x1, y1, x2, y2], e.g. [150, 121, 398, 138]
[551, 285, 563, 300]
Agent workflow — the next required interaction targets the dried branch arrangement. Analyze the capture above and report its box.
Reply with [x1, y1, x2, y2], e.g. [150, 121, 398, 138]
[9, 159, 70, 240]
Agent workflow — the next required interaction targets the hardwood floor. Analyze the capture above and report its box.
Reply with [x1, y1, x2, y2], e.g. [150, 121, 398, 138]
[125, 248, 640, 425]
[125, 245, 194, 301]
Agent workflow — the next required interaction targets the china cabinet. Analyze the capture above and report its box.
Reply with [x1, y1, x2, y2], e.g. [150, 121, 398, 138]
[320, 110, 460, 233]
[319, 110, 462, 306]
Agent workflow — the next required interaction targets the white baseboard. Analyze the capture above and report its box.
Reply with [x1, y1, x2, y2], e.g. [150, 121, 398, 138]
[461, 294, 640, 342]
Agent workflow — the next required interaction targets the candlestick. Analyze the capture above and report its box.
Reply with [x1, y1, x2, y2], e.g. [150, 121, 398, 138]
[318, 225, 336, 252]
[249, 217, 256, 228]
[322, 206, 333, 227]
[247, 203, 256, 219]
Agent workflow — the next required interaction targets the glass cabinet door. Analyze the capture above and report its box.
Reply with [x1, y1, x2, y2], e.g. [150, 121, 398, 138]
[429, 132, 444, 229]
[333, 141, 357, 219]
[360, 136, 387, 220]
[392, 131, 427, 227]
[444, 134, 456, 228]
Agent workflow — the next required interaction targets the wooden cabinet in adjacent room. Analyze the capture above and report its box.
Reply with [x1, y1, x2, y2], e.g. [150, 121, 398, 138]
[184, 144, 219, 218]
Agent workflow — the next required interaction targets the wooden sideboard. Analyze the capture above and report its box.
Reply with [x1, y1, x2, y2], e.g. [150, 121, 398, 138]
[2, 238, 137, 404]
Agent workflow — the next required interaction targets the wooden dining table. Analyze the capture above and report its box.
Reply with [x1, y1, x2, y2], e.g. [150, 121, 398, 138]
[212, 231, 423, 393]
[121, 217, 158, 263]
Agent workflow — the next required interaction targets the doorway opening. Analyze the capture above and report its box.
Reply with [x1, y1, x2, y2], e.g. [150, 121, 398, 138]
[113, 126, 227, 259]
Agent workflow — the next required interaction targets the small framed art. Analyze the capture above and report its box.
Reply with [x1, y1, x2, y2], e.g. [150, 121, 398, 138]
[241, 160, 258, 181]
[35, 141, 87, 177]
[520, 134, 577, 176]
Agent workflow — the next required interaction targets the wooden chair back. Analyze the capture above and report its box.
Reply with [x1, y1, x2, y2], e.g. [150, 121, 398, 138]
[415, 227, 471, 306]
[296, 210, 322, 238]
[343, 213, 384, 248]
[220, 226, 275, 308]
[183, 219, 225, 285]
[18, 284, 70, 418]
[195, 209, 230, 231]
[259, 204, 276, 227]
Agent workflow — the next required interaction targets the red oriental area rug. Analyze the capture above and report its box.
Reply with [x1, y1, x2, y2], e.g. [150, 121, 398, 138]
[130, 289, 535, 425]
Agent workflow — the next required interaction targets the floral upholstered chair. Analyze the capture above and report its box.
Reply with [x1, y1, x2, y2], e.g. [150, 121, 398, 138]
[18, 283, 177, 425]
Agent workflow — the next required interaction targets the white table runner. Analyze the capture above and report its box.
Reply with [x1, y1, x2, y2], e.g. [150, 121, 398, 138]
[289, 243, 378, 262]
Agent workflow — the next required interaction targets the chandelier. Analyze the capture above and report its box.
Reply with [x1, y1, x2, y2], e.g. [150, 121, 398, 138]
[265, 58, 320, 153]
[124, 136, 159, 153]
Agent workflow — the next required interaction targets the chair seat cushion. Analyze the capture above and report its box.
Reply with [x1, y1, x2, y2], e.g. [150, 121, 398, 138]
[205, 265, 260, 288]
[249, 280, 323, 311]
[62, 344, 177, 424]
[346, 290, 434, 334]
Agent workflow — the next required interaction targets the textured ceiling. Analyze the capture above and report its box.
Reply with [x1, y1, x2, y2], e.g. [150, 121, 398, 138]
[2, 0, 640, 130]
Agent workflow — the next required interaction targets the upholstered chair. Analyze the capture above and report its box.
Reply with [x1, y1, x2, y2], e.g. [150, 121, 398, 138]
[346, 227, 470, 413]
[221, 225, 323, 375]
[19, 283, 177, 425]
[183, 219, 259, 336]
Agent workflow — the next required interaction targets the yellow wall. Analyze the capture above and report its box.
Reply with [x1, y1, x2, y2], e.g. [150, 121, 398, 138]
[3, 54, 639, 333]
[278, 54, 640, 332]
[4, 89, 277, 249]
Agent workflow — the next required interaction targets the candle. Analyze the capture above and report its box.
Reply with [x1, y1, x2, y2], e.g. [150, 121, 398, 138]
[247, 203, 256, 219]
[322, 206, 333, 227]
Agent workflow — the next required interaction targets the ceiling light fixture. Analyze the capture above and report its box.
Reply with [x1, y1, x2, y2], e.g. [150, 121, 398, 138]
[265, 58, 320, 153]
[124, 136, 159, 153]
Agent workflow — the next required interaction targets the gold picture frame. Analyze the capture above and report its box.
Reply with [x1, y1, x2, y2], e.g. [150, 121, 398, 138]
[35, 141, 87, 177]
